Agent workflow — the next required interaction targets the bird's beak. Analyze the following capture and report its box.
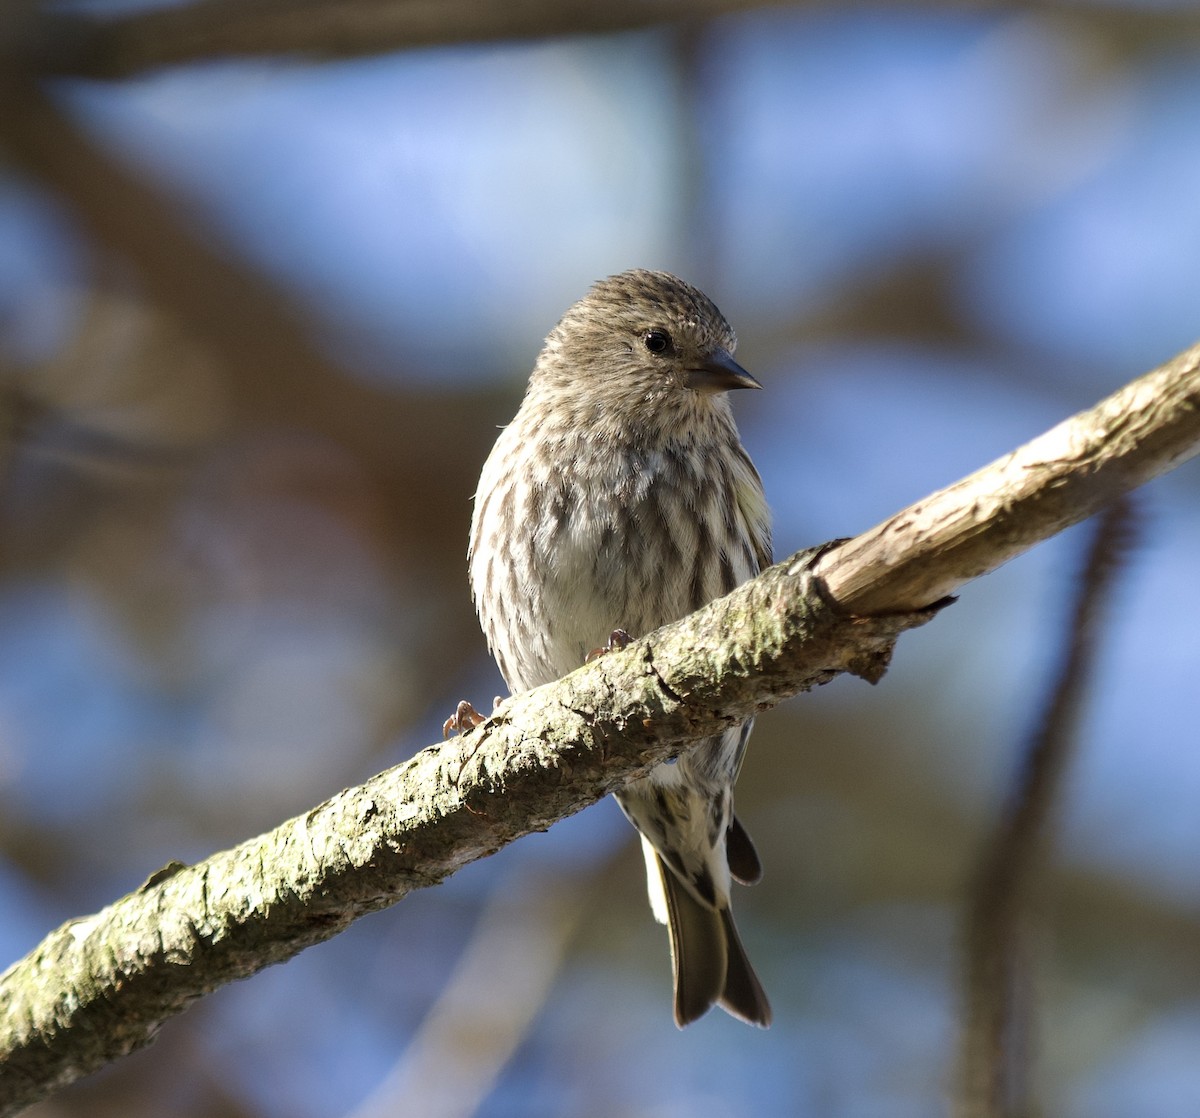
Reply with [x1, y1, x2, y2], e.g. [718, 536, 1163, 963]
[685, 349, 762, 394]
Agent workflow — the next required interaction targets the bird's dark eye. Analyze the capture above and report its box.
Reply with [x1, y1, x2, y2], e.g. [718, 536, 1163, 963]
[643, 328, 672, 355]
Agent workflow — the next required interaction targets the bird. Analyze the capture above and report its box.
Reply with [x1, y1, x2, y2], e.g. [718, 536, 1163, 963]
[458, 268, 772, 1027]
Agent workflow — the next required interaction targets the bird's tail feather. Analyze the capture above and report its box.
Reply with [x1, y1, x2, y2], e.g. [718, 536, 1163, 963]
[718, 906, 772, 1027]
[657, 853, 771, 1028]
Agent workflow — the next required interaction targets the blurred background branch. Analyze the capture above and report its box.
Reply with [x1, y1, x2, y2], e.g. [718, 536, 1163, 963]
[960, 497, 1140, 1118]
[21, 0, 1200, 79]
[343, 855, 603, 1118]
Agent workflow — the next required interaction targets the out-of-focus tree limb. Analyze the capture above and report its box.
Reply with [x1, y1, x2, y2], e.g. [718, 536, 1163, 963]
[959, 498, 1140, 1118]
[5, 0, 892, 78]
[0, 66, 500, 651]
[0, 67, 332, 395]
[1, 340, 1198, 1115]
[18, 0, 1195, 80]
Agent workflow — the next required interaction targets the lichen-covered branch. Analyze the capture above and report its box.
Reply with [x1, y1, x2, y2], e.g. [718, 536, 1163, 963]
[2, 340, 1200, 1114]
[0, 548, 931, 1116]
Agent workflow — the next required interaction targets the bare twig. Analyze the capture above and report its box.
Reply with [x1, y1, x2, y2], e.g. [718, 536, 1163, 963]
[959, 497, 1141, 1118]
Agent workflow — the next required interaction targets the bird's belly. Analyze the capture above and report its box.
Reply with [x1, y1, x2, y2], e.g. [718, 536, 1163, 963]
[534, 512, 683, 680]
[475, 435, 759, 695]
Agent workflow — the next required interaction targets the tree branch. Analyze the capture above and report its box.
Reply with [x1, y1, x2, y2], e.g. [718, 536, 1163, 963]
[818, 343, 1200, 612]
[2, 340, 1199, 1114]
[16, 0, 792, 81]
[26, 0, 1196, 81]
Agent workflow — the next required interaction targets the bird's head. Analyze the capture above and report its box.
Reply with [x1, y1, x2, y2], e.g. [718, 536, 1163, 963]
[529, 270, 760, 415]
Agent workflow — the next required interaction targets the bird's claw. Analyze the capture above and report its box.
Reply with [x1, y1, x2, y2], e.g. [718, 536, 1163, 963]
[586, 629, 633, 662]
[443, 700, 488, 739]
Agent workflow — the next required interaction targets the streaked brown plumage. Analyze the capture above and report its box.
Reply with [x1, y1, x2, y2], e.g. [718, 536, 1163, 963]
[467, 269, 772, 1027]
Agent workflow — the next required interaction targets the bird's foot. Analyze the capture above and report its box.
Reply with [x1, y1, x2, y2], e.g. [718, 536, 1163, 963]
[443, 699, 489, 738]
[586, 629, 633, 663]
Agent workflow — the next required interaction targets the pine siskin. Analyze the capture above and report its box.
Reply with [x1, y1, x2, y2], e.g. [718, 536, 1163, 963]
[464, 269, 772, 1027]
